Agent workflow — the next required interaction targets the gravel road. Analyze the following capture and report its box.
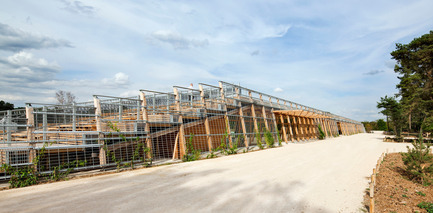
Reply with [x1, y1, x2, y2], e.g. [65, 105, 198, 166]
[0, 132, 410, 213]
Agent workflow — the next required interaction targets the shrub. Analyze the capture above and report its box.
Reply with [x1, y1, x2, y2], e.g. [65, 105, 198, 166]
[318, 124, 325, 140]
[183, 134, 201, 162]
[402, 134, 433, 185]
[264, 129, 274, 148]
[255, 128, 263, 149]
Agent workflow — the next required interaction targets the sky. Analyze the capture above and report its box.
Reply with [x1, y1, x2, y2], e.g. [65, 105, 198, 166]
[1, 0, 433, 121]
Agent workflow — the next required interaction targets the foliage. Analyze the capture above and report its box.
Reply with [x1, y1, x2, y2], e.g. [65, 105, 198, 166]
[0, 100, 14, 111]
[1, 142, 46, 188]
[317, 124, 325, 140]
[418, 202, 433, 213]
[226, 135, 241, 155]
[416, 191, 426, 196]
[389, 31, 433, 133]
[105, 121, 152, 170]
[376, 119, 387, 131]
[402, 134, 433, 185]
[1, 164, 39, 188]
[276, 127, 282, 146]
[264, 129, 274, 148]
[377, 95, 404, 137]
[50, 160, 86, 181]
[183, 134, 201, 162]
[255, 126, 263, 149]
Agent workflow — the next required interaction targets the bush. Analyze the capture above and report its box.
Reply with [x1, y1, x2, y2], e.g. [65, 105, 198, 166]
[402, 135, 433, 185]
[318, 124, 325, 140]
[255, 129, 263, 149]
[264, 130, 274, 148]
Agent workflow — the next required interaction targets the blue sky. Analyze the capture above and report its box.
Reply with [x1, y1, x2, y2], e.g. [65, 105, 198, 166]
[1, 0, 433, 121]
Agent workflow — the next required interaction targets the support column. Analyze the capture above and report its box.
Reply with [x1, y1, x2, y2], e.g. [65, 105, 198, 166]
[236, 87, 249, 147]
[286, 115, 294, 142]
[94, 97, 106, 166]
[279, 114, 288, 143]
[173, 88, 186, 159]
[199, 85, 213, 152]
[219, 82, 233, 147]
[140, 92, 153, 159]
[26, 106, 36, 163]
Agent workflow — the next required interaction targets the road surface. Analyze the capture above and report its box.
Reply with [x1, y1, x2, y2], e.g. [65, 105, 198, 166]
[0, 132, 410, 213]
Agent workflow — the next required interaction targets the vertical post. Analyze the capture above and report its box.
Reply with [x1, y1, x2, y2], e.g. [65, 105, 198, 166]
[292, 115, 299, 141]
[140, 92, 153, 159]
[174, 88, 186, 159]
[279, 114, 288, 143]
[26, 106, 36, 163]
[298, 116, 305, 141]
[286, 115, 294, 142]
[6, 110, 12, 145]
[249, 91, 259, 144]
[94, 96, 106, 166]
[72, 103, 76, 131]
[43, 106, 47, 141]
[236, 87, 249, 147]
[219, 82, 233, 147]
[119, 99, 123, 121]
[199, 85, 213, 152]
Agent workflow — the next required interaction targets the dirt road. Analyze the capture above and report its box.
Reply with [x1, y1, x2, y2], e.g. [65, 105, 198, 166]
[0, 132, 410, 213]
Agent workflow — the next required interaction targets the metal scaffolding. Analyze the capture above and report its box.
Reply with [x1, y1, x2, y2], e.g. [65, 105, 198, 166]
[0, 81, 365, 180]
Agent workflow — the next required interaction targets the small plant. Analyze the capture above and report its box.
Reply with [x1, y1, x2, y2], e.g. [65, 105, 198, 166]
[183, 134, 201, 162]
[264, 129, 274, 148]
[418, 202, 433, 213]
[416, 191, 426, 196]
[226, 135, 241, 155]
[1, 142, 50, 188]
[206, 149, 218, 159]
[402, 134, 433, 185]
[49, 160, 87, 181]
[402, 194, 408, 198]
[255, 127, 263, 149]
[318, 124, 325, 140]
[275, 127, 283, 146]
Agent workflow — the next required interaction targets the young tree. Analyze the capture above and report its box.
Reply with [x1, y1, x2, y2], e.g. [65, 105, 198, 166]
[55, 90, 76, 105]
[377, 96, 404, 137]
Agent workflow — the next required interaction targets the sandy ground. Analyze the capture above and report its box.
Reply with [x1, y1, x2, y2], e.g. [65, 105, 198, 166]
[0, 132, 411, 213]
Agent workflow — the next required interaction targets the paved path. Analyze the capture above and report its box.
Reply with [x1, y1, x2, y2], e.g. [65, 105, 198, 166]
[0, 132, 410, 213]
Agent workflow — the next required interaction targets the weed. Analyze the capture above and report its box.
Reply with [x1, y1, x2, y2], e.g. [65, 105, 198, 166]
[206, 149, 218, 159]
[418, 202, 433, 213]
[402, 194, 408, 198]
[226, 135, 241, 155]
[416, 191, 426, 196]
[0, 142, 53, 188]
[183, 134, 201, 162]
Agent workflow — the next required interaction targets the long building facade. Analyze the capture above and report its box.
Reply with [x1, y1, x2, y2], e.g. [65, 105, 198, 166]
[0, 81, 365, 179]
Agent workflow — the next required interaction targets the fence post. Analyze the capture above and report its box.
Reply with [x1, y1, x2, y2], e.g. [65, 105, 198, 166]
[94, 96, 106, 166]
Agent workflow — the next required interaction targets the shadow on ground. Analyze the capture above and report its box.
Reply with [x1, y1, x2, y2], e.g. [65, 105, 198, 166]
[0, 166, 331, 213]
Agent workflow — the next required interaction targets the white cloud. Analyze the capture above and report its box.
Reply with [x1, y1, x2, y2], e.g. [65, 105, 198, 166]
[0, 23, 73, 52]
[274, 87, 283, 92]
[150, 30, 209, 49]
[102, 72, 130, 87]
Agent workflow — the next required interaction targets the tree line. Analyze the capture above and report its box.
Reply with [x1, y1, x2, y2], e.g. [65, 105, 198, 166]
[377, 31, 433, 137]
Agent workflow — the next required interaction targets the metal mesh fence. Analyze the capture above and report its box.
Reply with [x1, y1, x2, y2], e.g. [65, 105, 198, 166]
[0, 81, 365, 180]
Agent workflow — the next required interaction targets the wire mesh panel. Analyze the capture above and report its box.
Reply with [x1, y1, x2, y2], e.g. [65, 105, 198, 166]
[0, 81, 365, 181]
